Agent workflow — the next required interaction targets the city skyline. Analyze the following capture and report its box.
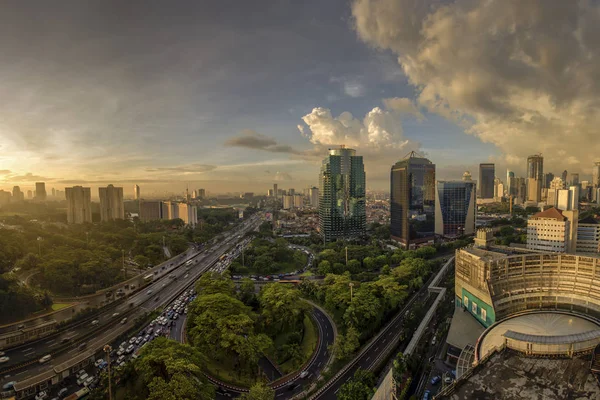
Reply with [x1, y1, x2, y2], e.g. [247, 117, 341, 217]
[2, 1, 600, 192]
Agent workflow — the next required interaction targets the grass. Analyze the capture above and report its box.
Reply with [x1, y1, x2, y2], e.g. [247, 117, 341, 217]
[51, 302, 71, 311]
[279, 314, 318, 374]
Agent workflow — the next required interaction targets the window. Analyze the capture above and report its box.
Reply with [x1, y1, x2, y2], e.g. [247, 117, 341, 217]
[481, 308, 487, 321]
[472, 302, 478, 314]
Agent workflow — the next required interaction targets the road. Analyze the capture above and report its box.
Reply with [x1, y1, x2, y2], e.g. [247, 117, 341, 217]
[311, 274, 436, 400]
[0, 215, 262, 397]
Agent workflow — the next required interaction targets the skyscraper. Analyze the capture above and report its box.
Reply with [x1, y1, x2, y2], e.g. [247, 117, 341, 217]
[562, 170, 568, 183]
[133, 184, 140, 200]
[309, 187, 319, 209]
[390, 152, 435, 248]
[198, 188, 206, 198]
[99, 185, 124, 221]
[544, 172, 554, 189]
[273, 183, 278, 200]
[139, 201, 163, 222]
[527, 154, 544, 202]
[479, 163, 495, 199]
[282, 194, 294, 210]
[593, 162, 600, 202]
[435, 175, 476, 238]
[66, 186, 92, 224]
[570, 173, 580, 187]
[12, 186, 23, 202]
[507, 170, 516, 196]
[35, 182, 47, 201]
[319, 147, 366, 242]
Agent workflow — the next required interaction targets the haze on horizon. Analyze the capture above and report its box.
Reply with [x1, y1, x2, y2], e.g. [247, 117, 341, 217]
[2, 0, 600, 195]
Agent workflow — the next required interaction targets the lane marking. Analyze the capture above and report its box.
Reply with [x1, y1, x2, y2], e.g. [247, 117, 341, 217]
[21, 348, 33, 353]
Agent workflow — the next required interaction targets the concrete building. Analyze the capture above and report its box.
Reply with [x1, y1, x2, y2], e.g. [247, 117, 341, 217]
[319, 146, 366, 242]
[516, 177, 526, 204]
[293, 194, 303, 209]
[282, 194, 294, 210]
[99, 185, 124, 221]
[0, 190, 11, 205]
[273, 183, 278, 200]
[65, 186, 92, 224]
[479, 163, 495, 199]
[267, 189, 274, 197]
[139, 201, 163, 222]
[12, 186, 24, 202]
[198, 188, 206, 198]
[26, 190, 32, 199]
[576, 216, 600, 254]
[570, 173, 580, 186]
[391, 152, 435, 248]
[309, 187, 319, 209]
[133, 184, 140, 200]
[177, 203, 198, 226]
[526, 207, 578, 253]
[35, 182, 46, 201]
[507, 170, 516, 196]
[527, 154, 544, 202]
[593, 162, 600, 201]
[434, 177, 476, 238]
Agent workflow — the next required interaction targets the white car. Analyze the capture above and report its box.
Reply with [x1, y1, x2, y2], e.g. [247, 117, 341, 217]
[299, 371, 309, 379]
[126, 345, 135, 354]
[0, 356, 9, 363]
[35, 391, 48, 400]
[76, 373, 89, 386]
[94, 359, 104, 368]
[38, 354, 52, 364]
[129, 337, 137, 345]
[112, 312, 120, 318]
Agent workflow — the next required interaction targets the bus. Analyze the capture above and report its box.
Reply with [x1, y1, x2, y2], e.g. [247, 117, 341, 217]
[65, 387, 89, 400]
[143, 274, 154, 283]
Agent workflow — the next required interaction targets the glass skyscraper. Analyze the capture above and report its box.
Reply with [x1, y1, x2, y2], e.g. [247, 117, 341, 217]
[390, 152, 435, 248]
[318, 147, 366, 242]
[435, 178, 477, 238]
[479, 163, 495, 199]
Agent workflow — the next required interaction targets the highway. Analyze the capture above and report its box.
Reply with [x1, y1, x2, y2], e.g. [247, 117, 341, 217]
[0, 215, 261, 397]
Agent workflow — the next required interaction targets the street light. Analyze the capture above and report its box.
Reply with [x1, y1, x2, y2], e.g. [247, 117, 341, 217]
[349, 282, 354, 301]
[103, 344, 113, 400]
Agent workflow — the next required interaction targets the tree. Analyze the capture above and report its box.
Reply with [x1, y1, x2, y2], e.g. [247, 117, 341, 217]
[317, 260, 332, 275]
[337, 369, 375, 400]
[392, 352, 408, 383]
[195, 272, 235, 295]
[238, 278, 257, 306]
[259, 284, 308, 334]
[240, 382, 275, 400]
[347, 259, 362, 274]
[363, 257, 376, 270]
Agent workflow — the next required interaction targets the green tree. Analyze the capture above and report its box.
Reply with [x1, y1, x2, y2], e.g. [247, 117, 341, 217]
[195, 272, 235, 295]
[240, 382, 275, 400]
[337, 369, 375, 400]
[238, 277, 256, 306]
[259, 284, 308, 334]
[318, 260, 332, 275]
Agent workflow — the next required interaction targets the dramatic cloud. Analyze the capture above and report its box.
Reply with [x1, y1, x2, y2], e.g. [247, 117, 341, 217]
[352, 0, 600, 174]
[225, 130, 302, 155]
[382, 97, 424, 120]
[7, 172, 53, 182]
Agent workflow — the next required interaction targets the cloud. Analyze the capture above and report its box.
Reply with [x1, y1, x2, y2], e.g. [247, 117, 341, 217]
[0, 170, 11, 175]
[352, 0, 600, 174]
[7, 173, 53, 182]
[343, 81, 366, 97]
[274, 171, 293, 181]
[145, 164, 217, 173]
[225, 130, 302, 155]
[382, 97, 424, 120]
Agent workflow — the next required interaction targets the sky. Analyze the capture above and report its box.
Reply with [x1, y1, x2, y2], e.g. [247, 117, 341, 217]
[1, 0, 600, 196]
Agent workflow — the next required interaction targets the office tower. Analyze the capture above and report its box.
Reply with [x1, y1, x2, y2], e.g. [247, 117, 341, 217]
[288, 188, 295, 196]
[35, 182, 47, 201]
[12, 186, 23, 202]
[544, 173, 554, 189]
[65, 186, 92, 224]
[309, 187, 319, 208]
[527, 154, 543, 202]
[593, 162, 600, 201]
[0, 190, 11, 205]
[303, 188, 310, 197]
[198, 188, 206, 198]
[134, 184, 140, 200]
[493, 178, 504, 199]
[479, 163, 495, 199]
[27, 190, 32, 199]
[527, 207, 577, 253]
[99, 185, 124, 221]
[51, 188, 56, 198]
[570, 173, 580, 187]
[293, 194, 303, 209]
[162, 201, 179, 220]
[177, 203, 198, 226]
[139, 201, 163, 222]
[516, 177, 526, 204]
[282, 195, 294, 210]
[569, 186, 580, 210]
[507, 170, 516, 196]
[390, 152, 435, 248]
[274, 184, 278, 200]
[561, 170, 568, 183]
[434, 177, 477, 238]
[278, 189, 285, 197]
[576, 215, 600, 254]
[267, 189, 274, 197]
[319, 147, 366, 242]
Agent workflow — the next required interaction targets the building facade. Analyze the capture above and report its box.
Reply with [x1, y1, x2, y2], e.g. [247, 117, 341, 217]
[479, 163, 495, 199]
[282, 195, 293, 210]
[527, 154, 544, 202]
[12, 186, 24, 202]
[309, 187, 319, 209]
[434, 178, 476, 238]
[65, 186, 92, 224]
[35, 182, 46, 201]
[390, 152, 435, 248]
[319, 147, 366, 242]
[139, 201, 163, 222]
[99, 185, 124, 221]
[526, 207, 578, 253]
[133, 184, 140, 200]
[576, 216, 600, 254]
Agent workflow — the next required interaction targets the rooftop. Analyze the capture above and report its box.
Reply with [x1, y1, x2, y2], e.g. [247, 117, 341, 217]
[445, 351, 600, 400]
[530, 207, 566, 221]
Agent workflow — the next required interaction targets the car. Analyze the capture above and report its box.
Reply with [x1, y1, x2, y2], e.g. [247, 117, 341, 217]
[39, 354, 52, 364]
[78, 342, 87, 351]
[94, 359, 104, 368]
[444, 376, 453, 384]
[119, 341, 127, 349]
[121, 317, 128, 324]
[129, 337, 137, 345]
[35, 391, 48, 400]
[299, 371, 308, 378]
[117, 355, 125, 364]
[135, 336, 143, 344]
[83, 376, 95, 387]
[60, 337, 71, 344]
[116, 348, 125, 356]
[91, 320, 99, 326]
[430, 376, 441, 385]
[76, 369, 87, 378]
[146, 289, 153, 295]
[57, 388, 68, 397]
[422, 390, 431, 400]
[112, 312, 120, 318]
[2, 381, 16, 391]
[126, 345, 135, 354]
[76, 373, 89, 386]
[0, 356, 9, 363]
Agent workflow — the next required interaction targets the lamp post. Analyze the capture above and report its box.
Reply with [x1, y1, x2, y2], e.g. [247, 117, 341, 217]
[103, 344, 113, 400]
[349, 282, 354, 301]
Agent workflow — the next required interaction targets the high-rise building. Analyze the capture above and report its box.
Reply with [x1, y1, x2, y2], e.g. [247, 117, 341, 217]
[99, 185, 124, 221]
[544, 172, 554, 189]
[527, 154, 544, 202]
[288, 188, 295, 196]
[282, 195, 294, 210]
[309, 187, 319, 209]
[479, 164, 495, 199]
[570, 173, 580, 187]
[390, 152, 435, 248]
[274, 184, 278, 200]
[576, 216, 600, 254]
[65, 186, 92, 224]
[139, 201, 163, 222]
[26, 190, 32, 199]
[593, 162, 600, 201]
[516, 177, 526, 204]
[527, 207, 578, 253]
[434, 177, 476, 238]
[51, 188, 56, 198]
[198, 188, 206, 199]
[177, 203, 198, 226]
[0, 190, 11, 205]
[319, 147, 366, 242]
[12, 186, 23, 202]
[293, 194, 304, 209]
[561, 170, 568, 183]
[507, 170, 516, 196]
[267, 189, 274, 197]
[35, 182, 47, 201]
[133, 184, 140, 200]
